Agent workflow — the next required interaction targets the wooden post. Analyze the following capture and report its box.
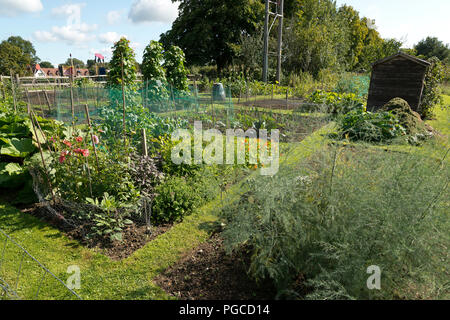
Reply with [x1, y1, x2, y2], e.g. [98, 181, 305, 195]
[227, 86, 231, 128]
[211, 85, 215, 125]
[246, 82, 249, 103]
[10, 71, 17, 113]
[121, 54, 127, 146]
[141, 128, 148, 157]
[43, 90, 52, 114]
[84, 104, 100, 172]
[286, 88, 289, 111]
[36, 89, 45, 115]
[25, 89, 31, 114]
[29, 110, 56, 203]
[0, 76, 4, 100]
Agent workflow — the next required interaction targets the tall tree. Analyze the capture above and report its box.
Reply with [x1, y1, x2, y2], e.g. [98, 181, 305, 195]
[338, 5, 368, 70]
[0, 41, 32, 76]
[160, 0, 264, 74]
[64, 57, 86, 68]
[39, 61, 54, 68]
[6, 36, 40, 64]
[414, 37, 450, 61]
[283, 0, 348, 76]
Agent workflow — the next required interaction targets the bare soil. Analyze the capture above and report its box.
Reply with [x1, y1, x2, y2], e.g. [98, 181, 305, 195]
[19, 203, 172, 260]
[154, 234, 277, 300]
[239, 98, 306, 110]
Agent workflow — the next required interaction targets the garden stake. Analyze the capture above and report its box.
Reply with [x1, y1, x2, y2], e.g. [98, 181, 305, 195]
[286, 89, 289, 110]
[83, 139, 94, 198]
[141, 128, 148, 157]
[0, 76, 4, 100]
[84, 104, 100, 172]
[36, 89, 45, 115]
[121, 54, 127, 146]
[29, 110, 56, 203]
[10, 70, 17, 113]
[43, 90, 52, 114]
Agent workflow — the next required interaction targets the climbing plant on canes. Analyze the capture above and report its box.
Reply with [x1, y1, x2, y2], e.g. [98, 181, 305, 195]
[142, 41, 166, 81]
[142, 40, 169, 103]
[107, 37, 138, 89]
[163, 45, 189, 93]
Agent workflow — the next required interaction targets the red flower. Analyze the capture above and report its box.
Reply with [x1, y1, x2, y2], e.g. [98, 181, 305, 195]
[74, 148, 89, 157]
[59, 151, 69, 163]
[75, 136, 83, 143]
[63, 140, 72, 147]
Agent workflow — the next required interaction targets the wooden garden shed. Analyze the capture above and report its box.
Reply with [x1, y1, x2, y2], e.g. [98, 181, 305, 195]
[367, 52, 430, 111]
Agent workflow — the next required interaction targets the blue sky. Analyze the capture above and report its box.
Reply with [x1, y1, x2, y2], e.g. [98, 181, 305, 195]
[0, 0, 449, 67]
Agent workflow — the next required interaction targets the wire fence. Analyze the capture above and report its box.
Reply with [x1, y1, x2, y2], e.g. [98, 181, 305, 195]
[0, 228, 82, 300]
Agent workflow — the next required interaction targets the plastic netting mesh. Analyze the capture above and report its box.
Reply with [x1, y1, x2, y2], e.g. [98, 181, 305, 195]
[51, 83, 235, 125]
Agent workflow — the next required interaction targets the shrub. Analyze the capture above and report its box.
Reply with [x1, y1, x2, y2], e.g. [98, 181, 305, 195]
[338, 106, 406, 142]
[307, 90, 363, 114]
[152, 176, 201, 224]
[420, 57, 445, 119]
[129, 153, 165, 199]
[221, 146, 449, 299]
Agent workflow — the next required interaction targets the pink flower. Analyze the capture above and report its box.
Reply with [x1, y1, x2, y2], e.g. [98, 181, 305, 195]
[92, 135, 100, 145]
[59, 156, 66, 163]
[63, 140, 72, 148]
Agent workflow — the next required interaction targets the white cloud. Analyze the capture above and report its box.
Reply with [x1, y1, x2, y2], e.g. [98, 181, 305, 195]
[34, 31, 58, 42]
[99, 32, 127, 44]
[34, 3, 97, 46]
[0, 0, 43, 16]
[51, 23, 98, 44]
[107, 10, 123, 25]
[128, 0, 179, 24]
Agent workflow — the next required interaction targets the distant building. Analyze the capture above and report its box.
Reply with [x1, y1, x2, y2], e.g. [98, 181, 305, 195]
[42, 68, 60, 76]
[59, 66, 90, 77]
[32, 64, 89, 78]
[33, 64, 46, 78]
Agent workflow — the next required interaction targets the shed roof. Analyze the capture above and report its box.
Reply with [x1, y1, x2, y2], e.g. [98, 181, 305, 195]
[372, 52, 431, 67]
